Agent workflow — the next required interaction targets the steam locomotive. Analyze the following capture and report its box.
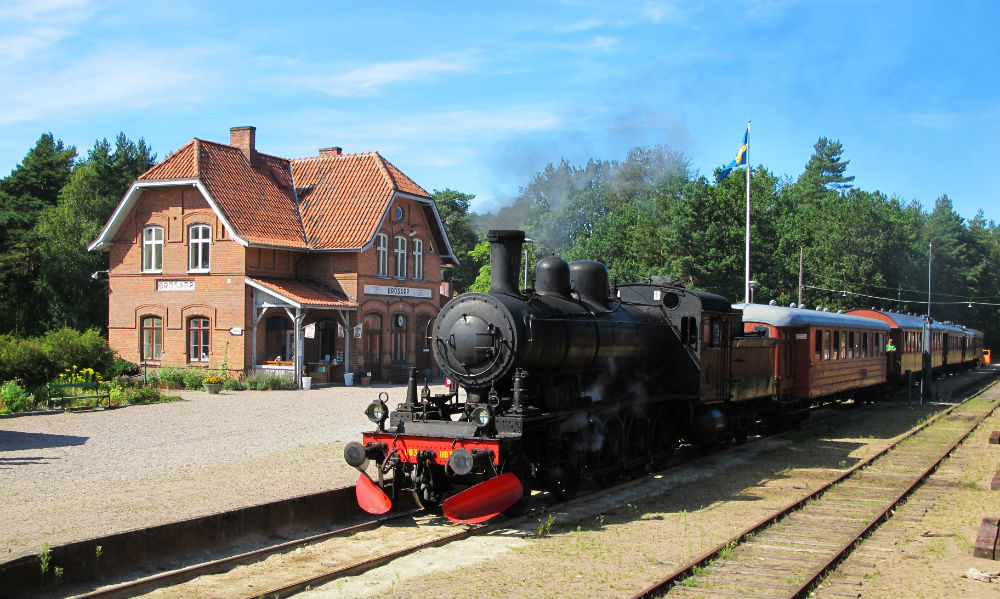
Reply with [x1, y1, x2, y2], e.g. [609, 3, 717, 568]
[344, 230, 984, 523]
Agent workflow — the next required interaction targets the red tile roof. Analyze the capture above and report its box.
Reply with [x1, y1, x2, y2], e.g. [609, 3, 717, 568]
[247, 277, 357, 309]
[140, 139, 307, 248]
[291, 152, 430, 249]
[133, 140, 434, 252]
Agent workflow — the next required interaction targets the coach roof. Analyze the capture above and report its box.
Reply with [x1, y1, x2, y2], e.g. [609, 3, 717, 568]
[736, 303, 890, 330]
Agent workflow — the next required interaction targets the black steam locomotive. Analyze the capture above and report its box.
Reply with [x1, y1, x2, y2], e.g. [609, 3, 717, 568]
[345, 230, 783, 523]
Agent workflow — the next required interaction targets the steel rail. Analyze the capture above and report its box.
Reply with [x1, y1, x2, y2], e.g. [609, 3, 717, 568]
[630, 376, 999, 599]
[69, 508, 423, 599]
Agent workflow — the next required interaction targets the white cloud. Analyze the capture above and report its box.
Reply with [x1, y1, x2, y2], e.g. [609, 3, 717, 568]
[588, 36, 619, 51]
[0, 27, 68, 63]
[0, 0, 93, 20]
[554, 19, 603, 33]
[0, 49, 205, 126]
[298, 53, 479, 97]
[641, 2, 683, 23]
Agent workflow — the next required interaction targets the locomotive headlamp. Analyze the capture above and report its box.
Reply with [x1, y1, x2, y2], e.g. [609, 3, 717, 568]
[471, 405, 493, 428]
[365, 399, 389, 428]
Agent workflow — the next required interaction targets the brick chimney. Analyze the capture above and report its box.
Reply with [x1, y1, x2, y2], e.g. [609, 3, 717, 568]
[230, 126, 257, 164]
[319, 147, 342, 157]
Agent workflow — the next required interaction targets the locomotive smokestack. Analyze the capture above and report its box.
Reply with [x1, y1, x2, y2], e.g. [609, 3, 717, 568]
[487, 230, 525, 295]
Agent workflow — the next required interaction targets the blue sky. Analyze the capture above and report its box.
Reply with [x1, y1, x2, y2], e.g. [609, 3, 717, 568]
[1, 0, 998, 222]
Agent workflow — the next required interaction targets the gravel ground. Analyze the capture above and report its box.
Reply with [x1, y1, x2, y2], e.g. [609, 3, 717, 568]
[0, 382, 444, 562]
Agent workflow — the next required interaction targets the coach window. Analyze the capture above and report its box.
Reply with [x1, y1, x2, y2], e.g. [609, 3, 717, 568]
[823, 330, 831, 360]
[840, 331, 848, 360]
[702, 318, 712, 345]
[832, 331, 840, 360]
[814, 329, 822, 358]
[848, 331, 855, 359]
[142, 226, 163, 272]
[140, 316, 162, 362]
[188, 316, 210, 362]
[711, 320, 722, 347]
[188, 224, 211, 272]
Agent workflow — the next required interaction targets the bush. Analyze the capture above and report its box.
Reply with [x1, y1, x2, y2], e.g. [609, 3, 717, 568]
[0, 335, 49, 388]
[0, 380, 34, 413]
[182, 369, 206, 390]
[243, 371, 296, 391]
[222, 378, 246, 391]
[39, 328, 114, 380]
[147, 366, 186, 389]
[110, 357, 140, 377]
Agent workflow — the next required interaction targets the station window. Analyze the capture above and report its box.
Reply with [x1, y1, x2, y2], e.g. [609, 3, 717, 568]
[188, 224, 211, 272]
[413, 239, 424, 281]
[141, 316, 162, 361]
[375, 234, 388, 277]
[188, 316, 210, 362]
[142, 226, 163, 272]
[394, 236, 407, 279]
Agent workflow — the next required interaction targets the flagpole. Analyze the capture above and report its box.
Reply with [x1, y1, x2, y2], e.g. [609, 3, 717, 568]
[744, 119, 751, 303]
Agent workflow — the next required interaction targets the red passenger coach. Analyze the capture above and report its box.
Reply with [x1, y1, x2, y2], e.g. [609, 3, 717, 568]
[738, 303, 890, 403]
[845, 309, 925, 381]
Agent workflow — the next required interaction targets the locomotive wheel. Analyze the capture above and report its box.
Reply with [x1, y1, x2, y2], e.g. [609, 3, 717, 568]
[647, 410, 676, 471]
[549, 450, 582, 502]
[592, 416, 623, 487]
[501, 453, 533, 516]
[624, 414, 650, 478]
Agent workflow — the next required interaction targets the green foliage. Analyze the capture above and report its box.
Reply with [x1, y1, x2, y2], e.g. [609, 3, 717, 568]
[222, 377, 246, 391]
[110, 357, 140, 377]
[0, 379, 33, 413]
[107, 383, 162, 405]
[0, 334, 48, 387]
[146, 366, 186, 389]
[40, 328, 115, 378]
[243, 371, 296, 391]
[183, 369, 206, 390]
[433, 188, 481, 293]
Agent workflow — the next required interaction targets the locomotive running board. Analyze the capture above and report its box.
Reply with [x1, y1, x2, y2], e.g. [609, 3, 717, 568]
[442, 473, 523, 524]
[355, 471, 392, 515]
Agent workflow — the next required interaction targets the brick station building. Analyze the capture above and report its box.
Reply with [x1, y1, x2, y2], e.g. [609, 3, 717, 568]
[89, 126, 457, 386]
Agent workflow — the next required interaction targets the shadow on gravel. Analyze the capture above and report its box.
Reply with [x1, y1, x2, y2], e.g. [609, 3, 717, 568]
[0, 430, 88, 452]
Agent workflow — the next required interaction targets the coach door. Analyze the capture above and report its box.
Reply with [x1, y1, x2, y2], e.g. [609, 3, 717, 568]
[363, 314, 382, 380]
[700, 314, 730, 403]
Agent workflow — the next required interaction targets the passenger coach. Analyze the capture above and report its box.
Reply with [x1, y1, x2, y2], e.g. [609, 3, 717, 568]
[737, 303, 890, 403]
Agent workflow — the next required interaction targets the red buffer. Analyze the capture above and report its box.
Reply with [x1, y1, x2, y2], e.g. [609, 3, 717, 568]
[356, 471, 392, 515]
[442, 473, 524, 524]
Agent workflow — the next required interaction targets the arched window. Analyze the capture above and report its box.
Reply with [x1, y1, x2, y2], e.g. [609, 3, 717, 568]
[188, 224, 211, 271]
[394, 236, 407, 279]
[141, 316, 162, 361]
[413, 239, 424, 281]
[142, 226, 164, 272]
[375, 234, 388, 277]
[188, 316, 210, 362]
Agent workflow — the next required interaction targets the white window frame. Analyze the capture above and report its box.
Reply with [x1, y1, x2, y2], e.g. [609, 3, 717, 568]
[188, 316, 211, 362]
[413, 239, 424, 281]
[188, 224, 211, 272]
[394, 236, 407, 279]
[142, 226, 163, 273]
[375, 234, 389, 277]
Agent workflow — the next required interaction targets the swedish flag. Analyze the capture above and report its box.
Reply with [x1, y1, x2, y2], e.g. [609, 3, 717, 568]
[719, 129, 748, 181]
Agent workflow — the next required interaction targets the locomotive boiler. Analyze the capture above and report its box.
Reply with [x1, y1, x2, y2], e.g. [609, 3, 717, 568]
[345, 230, 781, 523]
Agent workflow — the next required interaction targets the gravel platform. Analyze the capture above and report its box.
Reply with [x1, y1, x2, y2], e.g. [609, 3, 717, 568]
[0, 383, 443, 562]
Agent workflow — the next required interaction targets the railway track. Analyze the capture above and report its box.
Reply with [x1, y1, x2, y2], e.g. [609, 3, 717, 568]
[59, 383, 984, 599]
[631, 380, 999, 599]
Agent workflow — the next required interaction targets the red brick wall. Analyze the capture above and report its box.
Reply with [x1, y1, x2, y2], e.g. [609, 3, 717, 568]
[107, 186, 249, 373]
[105, 188, 448, 381]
